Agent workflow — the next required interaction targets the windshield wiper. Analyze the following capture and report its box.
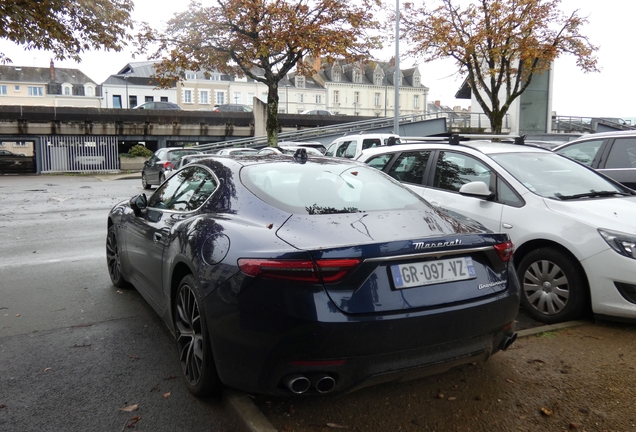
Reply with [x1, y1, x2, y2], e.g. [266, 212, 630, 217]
[555, 190, 631, 200]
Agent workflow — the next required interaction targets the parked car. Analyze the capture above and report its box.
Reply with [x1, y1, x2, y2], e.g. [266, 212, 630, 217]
[133, 101, 182, 110]
[213, 104, 253, 113]
[164, 153, 215, 180]
[356, 138, 636, 324]
[300, 109, 335, 115]
[214, 148, 259, 156]
[278, 141, 327, 154]
[553, 130, 636, 189]
[326, 133, 400, 159]
[0, 149, 35, 174]
[141, 148, 203, 189]
[257, 145, 323, 156]
[106, 155, 519, 397]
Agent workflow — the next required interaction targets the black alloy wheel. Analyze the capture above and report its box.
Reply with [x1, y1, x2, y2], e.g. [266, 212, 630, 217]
[174, 275, 221, 397]
[106, 225, 128, 288]
[517, 247, 588, 324]
[142, 172, 152, 190]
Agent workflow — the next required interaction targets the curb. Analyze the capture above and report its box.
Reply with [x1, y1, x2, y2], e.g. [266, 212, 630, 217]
[225, 319, 590, 432]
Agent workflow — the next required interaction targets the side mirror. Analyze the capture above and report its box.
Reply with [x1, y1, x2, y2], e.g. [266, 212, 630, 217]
[130, 193, 147, 216]
[144, 160, 150, 167]
[459, 181, 494, 200]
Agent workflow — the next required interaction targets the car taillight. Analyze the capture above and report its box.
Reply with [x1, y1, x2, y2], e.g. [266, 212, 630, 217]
[494, 241, 514, 262]
[238, 258, 361, 283]
[162, 161, 174, 169]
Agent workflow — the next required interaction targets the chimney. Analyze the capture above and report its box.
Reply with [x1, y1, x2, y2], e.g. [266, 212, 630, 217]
[50, 59, 55, 81]
[435, 100, 441, 107]
[313, 55, 321, 73]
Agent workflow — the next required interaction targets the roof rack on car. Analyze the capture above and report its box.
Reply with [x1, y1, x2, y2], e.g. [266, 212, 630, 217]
[399, 133, 524, 146]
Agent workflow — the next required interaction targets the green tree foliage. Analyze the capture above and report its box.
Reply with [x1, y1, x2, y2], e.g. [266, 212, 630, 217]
[400, 0, 599, 133]
[0, 0, 134, 64]
[136, 0, 383, 146]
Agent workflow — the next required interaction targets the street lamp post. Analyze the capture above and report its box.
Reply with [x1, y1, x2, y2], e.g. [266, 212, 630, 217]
[125, 75, 129, 109]
[285, 84, 289, 113]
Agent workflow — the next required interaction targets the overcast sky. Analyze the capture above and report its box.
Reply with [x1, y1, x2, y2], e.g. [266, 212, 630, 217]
[0, 0, 631, 119]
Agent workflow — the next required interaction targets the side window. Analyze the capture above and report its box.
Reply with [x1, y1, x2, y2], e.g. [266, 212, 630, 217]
[325, 143, 338, 157]
[497, 177, 523, 207]
[148, 166, 217, 211]
[605, 138, 636, 169]
[365, 154, 393, 170]
[362, 138, 382, 150]
[343, 141, 357, 158]
[334, 141, 353, 158]
[387, 151, 431, 184]
[433, 151, 492, 192]
[555, 140, 604, 166]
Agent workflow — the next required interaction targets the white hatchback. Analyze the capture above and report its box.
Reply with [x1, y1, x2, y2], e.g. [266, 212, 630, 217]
[357, 140, 636, 324]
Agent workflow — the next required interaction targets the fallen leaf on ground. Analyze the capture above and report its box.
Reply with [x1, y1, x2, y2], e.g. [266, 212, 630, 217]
[163, 392, 171, 399]
[15, 314, 20, 317]
[129, 355, 140, 360]
[327, 423, 349, 429]
[125, 415, 141, 428]
[164, 375, 177, 380]
[448, 397, 457, 401]
[0, 404, 6, 409]
[44, 367, 51, 372]
[506, 378, 515, 383]
[541, 407, 553, 416]
[119, 404, 139, 412]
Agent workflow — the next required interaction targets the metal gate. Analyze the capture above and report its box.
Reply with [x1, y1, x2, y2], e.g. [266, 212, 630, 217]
[38, 136, 120, 173]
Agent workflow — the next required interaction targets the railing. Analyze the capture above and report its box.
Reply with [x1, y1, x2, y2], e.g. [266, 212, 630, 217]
[552, 116, 636, 133]
[193, 111, 508, 152]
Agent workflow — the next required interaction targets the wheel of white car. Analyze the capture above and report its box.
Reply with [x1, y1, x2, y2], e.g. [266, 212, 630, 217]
[174, 274, 222, 397]
[517, 247, 589, 324]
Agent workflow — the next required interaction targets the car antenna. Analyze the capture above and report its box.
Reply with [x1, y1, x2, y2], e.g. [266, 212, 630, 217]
[293, 148, 308, 164]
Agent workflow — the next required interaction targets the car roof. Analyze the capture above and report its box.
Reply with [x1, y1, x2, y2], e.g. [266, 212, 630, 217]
[565, 130, 636, 142]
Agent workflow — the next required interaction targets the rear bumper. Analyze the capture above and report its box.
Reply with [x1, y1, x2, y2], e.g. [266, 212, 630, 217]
[204, 278, 520, 396]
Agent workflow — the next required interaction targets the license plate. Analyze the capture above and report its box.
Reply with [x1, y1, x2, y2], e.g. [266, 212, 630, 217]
[391, 257, 476, 289]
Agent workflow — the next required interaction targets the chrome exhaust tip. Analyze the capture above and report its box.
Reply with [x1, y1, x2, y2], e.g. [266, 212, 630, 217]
[282, 374, 311, 394]
[310, 374, 336, 394]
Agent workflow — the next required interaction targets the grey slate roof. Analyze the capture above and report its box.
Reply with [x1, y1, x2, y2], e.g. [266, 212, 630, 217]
[0, 65, 97, 85]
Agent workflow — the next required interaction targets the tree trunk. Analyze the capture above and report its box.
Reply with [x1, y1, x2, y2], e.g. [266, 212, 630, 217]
[489, 111, 504, 134]
[266, 85, 280, 146]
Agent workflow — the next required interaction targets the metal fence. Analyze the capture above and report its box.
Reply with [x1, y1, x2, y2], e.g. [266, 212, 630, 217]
[38, 136, 120, 173]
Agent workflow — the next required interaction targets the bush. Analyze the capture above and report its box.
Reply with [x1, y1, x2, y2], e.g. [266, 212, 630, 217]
[125, 144, 153, 158]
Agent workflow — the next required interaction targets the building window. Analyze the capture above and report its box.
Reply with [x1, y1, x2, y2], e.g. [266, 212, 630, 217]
[129, 95, 137, 108]
[297, 93, 304, 103]
[216, 91, 225, 104]
[160, 96, 168, 102]
[353, 70, 361, 83]
[354, 92, 360, 104]
[315, 95, 322, 104]
[86, 86, 94, 96]
[374, 74, 382, 86]
[414, 95, 420, 108]
[183, 89, 193, 104]
[247, 93, 255, 105]
[14, 85, 20, 91]
[199, 90, 209, 105]
[414, 77, 420, 87]
[64, 87, 71, 96]
[332, 69, 340, 82]
[261, 92, 268, 102]
[0, 85, 7, 95]
[113, 95, 122, 109]
[145, 96, 154, 102]
[233, 92, 241, 104]
[186, 73, 196, 80]
[209, 75, 220, 81]
[374, 93, 380, 106]
[296, 76, 305, 88]
[333, 90, 339, 104]
[27, 86, 43, 96]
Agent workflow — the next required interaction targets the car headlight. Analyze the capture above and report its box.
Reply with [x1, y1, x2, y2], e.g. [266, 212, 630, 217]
[598, 228, 636, 259]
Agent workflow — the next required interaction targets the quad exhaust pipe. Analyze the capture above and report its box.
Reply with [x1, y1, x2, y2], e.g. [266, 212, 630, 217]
[282, 373, 336, 394]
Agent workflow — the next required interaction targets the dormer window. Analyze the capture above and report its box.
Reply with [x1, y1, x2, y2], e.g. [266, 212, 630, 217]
[64, 86, 71, 96]
[332, 68, 341, 82]
[413, 76, 420, 87]
[186, 72, 196, 80]
[353, 70, 362, 83]
[296, 76, 305, 88]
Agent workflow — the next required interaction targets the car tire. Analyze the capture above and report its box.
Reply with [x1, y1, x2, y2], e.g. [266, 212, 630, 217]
[106, 225, 130, 288]
[142, 172, 152, 190]
[174, 274, 221, 397]
[517, 247, 588, 324]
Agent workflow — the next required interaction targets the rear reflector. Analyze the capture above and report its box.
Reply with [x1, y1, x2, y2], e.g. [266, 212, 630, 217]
[494, 241, 514, 262]
[238, 258, 361, 283]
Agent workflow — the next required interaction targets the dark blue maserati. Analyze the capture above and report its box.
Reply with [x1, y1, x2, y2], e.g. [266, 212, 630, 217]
[106, 152, 520, 397]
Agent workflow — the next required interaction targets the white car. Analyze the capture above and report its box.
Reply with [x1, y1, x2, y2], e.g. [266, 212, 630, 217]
[356, 140, 636, 324]
[326, 133, 400, 159]
[257, 145, 323, 156]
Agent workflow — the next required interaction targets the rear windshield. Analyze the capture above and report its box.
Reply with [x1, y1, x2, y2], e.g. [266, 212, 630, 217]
[241, 161, 431, 214]
[168, 150, 201, 161]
